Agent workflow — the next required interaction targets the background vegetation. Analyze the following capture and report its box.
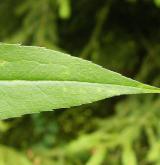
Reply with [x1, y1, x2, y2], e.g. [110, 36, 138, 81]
[0, 0, 160, 164]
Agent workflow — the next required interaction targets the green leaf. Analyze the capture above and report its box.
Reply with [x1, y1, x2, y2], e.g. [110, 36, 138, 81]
[122, 144, 137, 165]
[86, 146, 106, 165]
[0, 43, 159, 119]
[58, 0, 71, 19]
[0, 145, 32, 165]
[154, 0, 160, 7]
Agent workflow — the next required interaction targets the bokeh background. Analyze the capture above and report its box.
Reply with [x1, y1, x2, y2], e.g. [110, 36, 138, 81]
[0, 0, 160, 164]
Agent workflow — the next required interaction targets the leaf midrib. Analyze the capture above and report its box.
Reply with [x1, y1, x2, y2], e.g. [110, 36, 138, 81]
[0, 80, 159, 93]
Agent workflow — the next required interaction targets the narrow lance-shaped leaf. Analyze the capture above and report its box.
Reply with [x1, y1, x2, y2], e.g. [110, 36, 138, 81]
[0, 43, 159, 119]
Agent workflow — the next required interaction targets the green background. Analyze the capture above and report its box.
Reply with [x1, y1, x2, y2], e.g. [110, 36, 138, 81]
[0, 0, 160, 164]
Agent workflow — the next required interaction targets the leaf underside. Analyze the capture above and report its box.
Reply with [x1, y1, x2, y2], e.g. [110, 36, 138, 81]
[0, 43, 159, 119]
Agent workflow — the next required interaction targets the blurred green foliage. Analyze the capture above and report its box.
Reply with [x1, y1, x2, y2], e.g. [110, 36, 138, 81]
[0, 0, 160, 164]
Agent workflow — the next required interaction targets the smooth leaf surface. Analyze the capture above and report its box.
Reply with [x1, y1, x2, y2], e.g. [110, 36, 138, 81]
[0, 43, 159, 119]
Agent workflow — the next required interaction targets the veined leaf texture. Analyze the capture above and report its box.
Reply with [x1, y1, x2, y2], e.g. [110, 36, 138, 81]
[0, 43, 159, 119]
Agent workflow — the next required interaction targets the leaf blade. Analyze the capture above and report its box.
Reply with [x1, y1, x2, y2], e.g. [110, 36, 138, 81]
[0, 43, 159, 119]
